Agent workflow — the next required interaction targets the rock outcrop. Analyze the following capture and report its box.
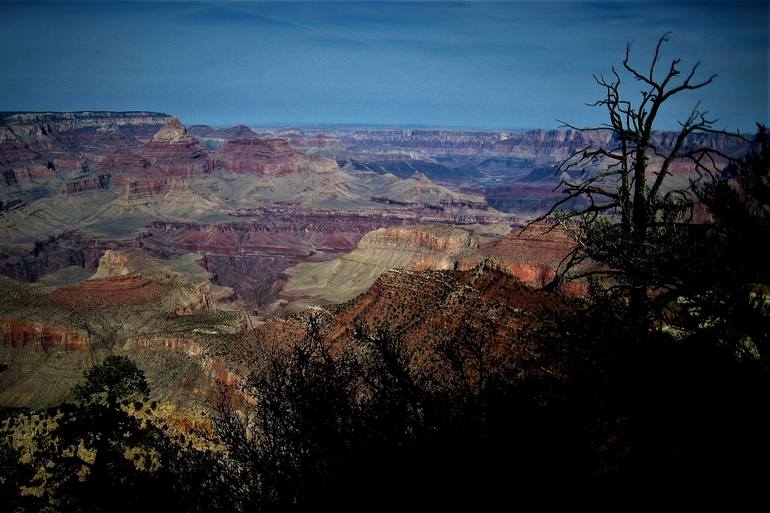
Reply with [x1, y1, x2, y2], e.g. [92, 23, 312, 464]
[274, 221, 589, 314]
[135, 118, 212, 176]
[0, 250, 242, 408]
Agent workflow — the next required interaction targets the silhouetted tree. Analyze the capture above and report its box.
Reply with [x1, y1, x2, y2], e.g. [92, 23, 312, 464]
[32, 356, 152, 512]
[212, 315, 360, 511]
[15, 355, 237, 513]
[0, 437, 38, 512]
[528, 124, 770, 485]
[533, 33, 743, 332]
[682, 125, 770, 358]
[74, 355, 149, 408]
[212, 315, 595, 511]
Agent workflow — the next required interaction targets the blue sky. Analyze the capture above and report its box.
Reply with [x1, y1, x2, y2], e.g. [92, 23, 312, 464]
[0, 1, 767, 131]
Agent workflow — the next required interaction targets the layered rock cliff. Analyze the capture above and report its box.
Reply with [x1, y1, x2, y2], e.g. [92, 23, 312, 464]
[0, 231, 120, 283]
[302, 127, 744, 161]
[274, 224, 478, 314]
[460, 222, 588, 295]
[0, 249, 241, 408]
[214, 137, 338, 175]
[0, 319, 89, 352]
[275, 221, 586, 315]
[0, 111, 170, 142]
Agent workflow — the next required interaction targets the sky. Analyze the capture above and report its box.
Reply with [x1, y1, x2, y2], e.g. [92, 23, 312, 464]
[0, 1, 767, 131]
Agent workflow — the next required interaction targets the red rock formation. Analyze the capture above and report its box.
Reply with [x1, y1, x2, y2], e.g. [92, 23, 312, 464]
[140, 212, 420, 257]
[253, 263, 571, 381]
[2, 164, 57, 186]
[108, 175, 190, 201]
[0, 138, 42, 169]
[124, 178, 172, 200]
[1, 112, 169, 182]
[43, 276, 168, 309]
[466, 223, 588, 296]
[0, 319, 88, 351]
[95, 118, 211, 177]
[214, 138, 338, 175]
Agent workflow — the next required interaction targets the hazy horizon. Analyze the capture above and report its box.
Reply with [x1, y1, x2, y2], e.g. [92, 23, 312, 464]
[1, 1, 767, 131]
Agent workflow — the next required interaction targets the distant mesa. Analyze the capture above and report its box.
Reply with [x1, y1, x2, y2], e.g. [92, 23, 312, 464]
[188, 123, 259, 142]
[231, 123, 256, 137]
[214, 137, 338, 175]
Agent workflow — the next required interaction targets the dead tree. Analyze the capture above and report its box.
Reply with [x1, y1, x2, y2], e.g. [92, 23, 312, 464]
[531, 33, 744, 327]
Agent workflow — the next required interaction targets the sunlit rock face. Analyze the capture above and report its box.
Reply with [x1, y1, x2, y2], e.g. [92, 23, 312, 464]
[149, 117, 197, 145]
[271, 224, 478, 314]
[467, 222, 588, 295]
[273, 221, 588, 315]
[358, 224, 476, 256]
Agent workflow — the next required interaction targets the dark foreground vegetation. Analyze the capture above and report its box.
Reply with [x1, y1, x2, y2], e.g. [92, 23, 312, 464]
[2, 39, 769, 510]
[2, 126, 768, 511]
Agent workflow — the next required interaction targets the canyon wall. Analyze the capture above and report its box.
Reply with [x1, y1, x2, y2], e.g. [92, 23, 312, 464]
[0, 111, 170, 141]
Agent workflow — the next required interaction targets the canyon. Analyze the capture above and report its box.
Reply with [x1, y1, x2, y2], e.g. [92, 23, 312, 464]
[0, 111, 739, 409]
